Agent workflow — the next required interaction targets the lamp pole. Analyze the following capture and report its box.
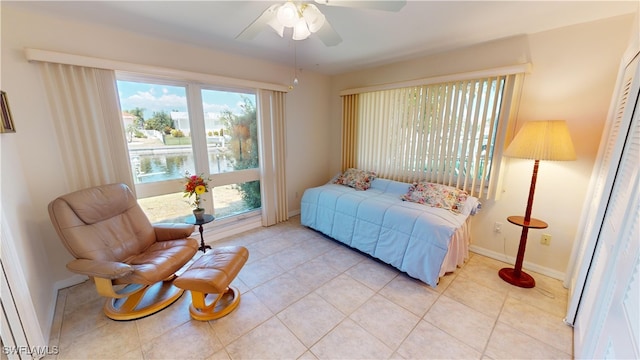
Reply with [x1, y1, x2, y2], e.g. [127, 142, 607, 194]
[499, 159, 548, 288]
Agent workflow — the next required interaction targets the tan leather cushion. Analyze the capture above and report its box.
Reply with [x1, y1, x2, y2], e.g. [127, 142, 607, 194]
[175, 246, 249, 294]
[154, 223, 198, 242]
[115, 238, 199, 285]
[49, 183, 156, 262]
[61, 183, 133, 224]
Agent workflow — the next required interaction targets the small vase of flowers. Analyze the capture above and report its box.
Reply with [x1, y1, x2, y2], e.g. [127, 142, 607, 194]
[183, 172, 210, 220]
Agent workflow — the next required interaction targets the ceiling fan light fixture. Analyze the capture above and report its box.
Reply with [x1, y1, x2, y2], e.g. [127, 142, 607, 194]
[267, 16, 285, 37]
[292, 18, 311, 40]
[239, 0, 400, 46]
[277, 2, 299, 28]
[302, 4, 325, 33]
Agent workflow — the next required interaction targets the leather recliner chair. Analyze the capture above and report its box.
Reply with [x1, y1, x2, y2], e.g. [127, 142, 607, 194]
[48, 183, 199, 320]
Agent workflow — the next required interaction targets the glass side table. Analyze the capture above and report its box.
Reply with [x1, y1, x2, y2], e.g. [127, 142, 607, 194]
[184, 214, 215, 252]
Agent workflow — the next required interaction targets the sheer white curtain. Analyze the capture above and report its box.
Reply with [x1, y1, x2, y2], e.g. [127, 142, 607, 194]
[258, 89, 288, 226]
[38, 62, 134, 192]
[345, 73, 523, 199]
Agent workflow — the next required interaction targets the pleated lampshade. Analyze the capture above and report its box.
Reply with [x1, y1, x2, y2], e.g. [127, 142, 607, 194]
[504, 120, 577, 161]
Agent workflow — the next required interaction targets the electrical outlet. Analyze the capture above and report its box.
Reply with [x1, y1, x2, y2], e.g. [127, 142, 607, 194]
[494, 222, 503, 233]
[541, 234, 552, 245]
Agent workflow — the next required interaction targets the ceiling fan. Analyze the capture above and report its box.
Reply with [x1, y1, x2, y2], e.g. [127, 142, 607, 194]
[236, 0, 406, 47]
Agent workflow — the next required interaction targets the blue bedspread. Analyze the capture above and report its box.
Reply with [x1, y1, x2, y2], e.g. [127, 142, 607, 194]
[300, 178, 479, 287]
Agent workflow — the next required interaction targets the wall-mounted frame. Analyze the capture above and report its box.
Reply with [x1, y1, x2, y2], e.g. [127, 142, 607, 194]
[1, 91, 16, 133]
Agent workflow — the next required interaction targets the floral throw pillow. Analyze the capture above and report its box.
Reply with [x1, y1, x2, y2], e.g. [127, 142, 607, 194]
[401, 181, 468, 213]
[333, 168, 377, 191]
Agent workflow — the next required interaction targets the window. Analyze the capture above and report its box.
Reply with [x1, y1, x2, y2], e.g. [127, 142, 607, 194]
[343, 72, 522, 199]
[119, 81, 192, 184]
[27, 48, 287, 226]
[117, 77, 260, 222]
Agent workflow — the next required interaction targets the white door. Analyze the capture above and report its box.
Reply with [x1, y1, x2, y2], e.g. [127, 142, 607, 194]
[573, 55, 640, 358]
[566, 52, 640, 325]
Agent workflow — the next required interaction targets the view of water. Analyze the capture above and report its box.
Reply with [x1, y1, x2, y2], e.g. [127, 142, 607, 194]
[131, 151, 261, 221]
[130, 152, 234, 183]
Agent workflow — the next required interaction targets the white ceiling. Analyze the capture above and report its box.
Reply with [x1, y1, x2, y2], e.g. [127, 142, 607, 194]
[8, 1, 638, 75]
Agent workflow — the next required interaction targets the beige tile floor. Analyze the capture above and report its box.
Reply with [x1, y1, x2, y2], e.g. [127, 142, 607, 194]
[46, 216, 573, 359]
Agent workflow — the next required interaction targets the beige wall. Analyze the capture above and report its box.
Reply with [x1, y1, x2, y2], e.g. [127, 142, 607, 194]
[0, 4, 332, 340]
[329, 14, 635, 278]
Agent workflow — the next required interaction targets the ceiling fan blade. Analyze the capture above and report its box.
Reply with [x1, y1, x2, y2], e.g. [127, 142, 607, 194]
[315, 20, 342, 46]
[235, 3, 280, 41]
[315, 0, 406, 12]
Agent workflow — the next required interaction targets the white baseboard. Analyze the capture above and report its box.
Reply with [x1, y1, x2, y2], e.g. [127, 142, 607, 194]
[469, 245, 566, 281]
[288, 209, 301, 217]
[44, 274, 89, 345]
[203, 216, 262, 243]
[54, 274, 89, 291]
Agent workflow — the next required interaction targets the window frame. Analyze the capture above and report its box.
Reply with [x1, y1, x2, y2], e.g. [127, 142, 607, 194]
[116, 72, 262, 219]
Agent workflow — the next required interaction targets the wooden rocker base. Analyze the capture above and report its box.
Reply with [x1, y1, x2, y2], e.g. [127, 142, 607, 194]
[188, 286, 241, 321]
[103, 280, 184, 321]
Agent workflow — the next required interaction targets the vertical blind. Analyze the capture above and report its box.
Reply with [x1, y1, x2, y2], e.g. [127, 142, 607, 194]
[341, 94, 359, 170]
[258, 89, 289, 226]
[38, 62, 135, 193]
[344, 73, 523, 199]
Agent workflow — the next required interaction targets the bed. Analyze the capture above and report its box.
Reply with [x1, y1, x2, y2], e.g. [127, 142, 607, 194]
[300, 174, 480, 287]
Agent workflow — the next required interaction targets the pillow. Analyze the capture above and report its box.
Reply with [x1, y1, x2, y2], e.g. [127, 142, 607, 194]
[332, 168, 377, 191]
[401, 181, 468, 214]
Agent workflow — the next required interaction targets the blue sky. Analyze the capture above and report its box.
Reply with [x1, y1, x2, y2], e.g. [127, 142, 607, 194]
[116, 80, 254, 119]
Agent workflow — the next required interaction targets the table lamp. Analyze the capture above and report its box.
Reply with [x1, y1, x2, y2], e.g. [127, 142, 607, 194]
[499, 120, 576, 288]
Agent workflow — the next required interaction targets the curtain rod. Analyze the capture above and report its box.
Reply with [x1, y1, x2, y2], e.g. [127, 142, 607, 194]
[24, 48, 291, 93]
[339, 63, 531, 96]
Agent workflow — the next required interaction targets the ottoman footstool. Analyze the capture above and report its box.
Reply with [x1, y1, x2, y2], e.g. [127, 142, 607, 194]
[174, 246, 249, 321]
